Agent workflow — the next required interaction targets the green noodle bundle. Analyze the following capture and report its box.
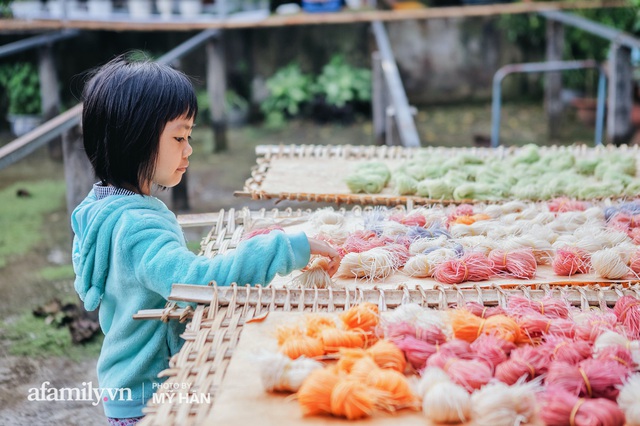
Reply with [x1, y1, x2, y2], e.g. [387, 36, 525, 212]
[392, 173, 418, 195]
[344, 162, 391, 194]
[416, 178, 455, 199]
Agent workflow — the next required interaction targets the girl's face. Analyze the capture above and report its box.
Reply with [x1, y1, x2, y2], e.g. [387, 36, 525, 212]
[146, 114, 194, 194]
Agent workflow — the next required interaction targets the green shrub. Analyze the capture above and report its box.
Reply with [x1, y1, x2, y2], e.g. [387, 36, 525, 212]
[260, 63, 314, 128]
[313, 54, 372, 108]
[0, 62, 41, 115]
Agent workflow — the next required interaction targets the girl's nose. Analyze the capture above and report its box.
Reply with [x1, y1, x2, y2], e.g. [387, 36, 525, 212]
[184, 141, 193, 157]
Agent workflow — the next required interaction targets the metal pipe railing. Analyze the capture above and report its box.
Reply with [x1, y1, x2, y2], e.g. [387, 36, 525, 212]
[0, 29, 220, 171]
[0, 30, 80, 58]
[540, 10, 640, 50]
[371, 21, 420, 147]
[491, 59, 606, 147]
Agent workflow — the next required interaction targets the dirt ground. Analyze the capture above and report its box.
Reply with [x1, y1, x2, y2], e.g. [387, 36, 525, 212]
[0, 104, 603, 425]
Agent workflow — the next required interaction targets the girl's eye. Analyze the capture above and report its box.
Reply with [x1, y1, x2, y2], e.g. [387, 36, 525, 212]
[175, 137, 186, 142]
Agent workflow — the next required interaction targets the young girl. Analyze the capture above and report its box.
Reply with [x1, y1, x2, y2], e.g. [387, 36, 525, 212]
[71, 55, 340, 425]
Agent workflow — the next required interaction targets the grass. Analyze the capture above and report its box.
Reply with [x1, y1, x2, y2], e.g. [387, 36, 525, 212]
[39, 265, 75, 281]
[0, 180, 66, 269]
[0, 312, 103, 361]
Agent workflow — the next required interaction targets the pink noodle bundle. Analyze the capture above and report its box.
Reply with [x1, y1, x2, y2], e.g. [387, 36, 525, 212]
[488, 248, 538, 279]
[433, 252, 495, 284]
[241, 225, 285, 241]
[545, 358, 630, 400]
[543, 335, 592, 365]
[630, 250, 640, 274]
[427, 355, 493, 392]
[426, 339, 474, 368]
[470, 334, 516, 370]
[517, 312, 576, 343]
[595, 345, 635, 369]
[548, 197, 587, 213]
[394, 336, 439, 371]
[495, 345, 551, 385]
[613, 295, 640, 338]
[447, 204, 475, 224]
[538, 386, 626, 426]
[507, 294, 571, 319]
[631, 227, 640, 244]
[464, 301, 505, 318]
[341, 230, 386, 254]
[388, 212, 427, 227]
[608, 212, 635, 236]
[574, 312, 619, 343]
[385, 243, 411, 268]
[382, 322, 448, 346]
[552, 246, 592, 276]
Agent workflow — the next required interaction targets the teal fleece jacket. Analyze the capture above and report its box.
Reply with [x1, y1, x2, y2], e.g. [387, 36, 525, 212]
[71, 191, 310, 418]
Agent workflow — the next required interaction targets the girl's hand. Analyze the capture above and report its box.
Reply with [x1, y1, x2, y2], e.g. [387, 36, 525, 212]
[307, 238, 341, 277]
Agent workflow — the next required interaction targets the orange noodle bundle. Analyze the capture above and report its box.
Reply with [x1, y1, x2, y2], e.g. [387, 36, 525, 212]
[507, 294, 571, 319]
[280, 335, 325, 360]
[364, 367, 419, 410]
[552, 246, 591, 276]
[297, 367, 341, 416]
[447, 204, 475, 223]
[335, 348, 368, 373]
[318, 328, 365, 353]
[488, 248, 537, 279]
[452, 213, 492, 225]
[304, 314, 337, 338]
[449, 309, 522, 343]
[329, 379, 380, 420]
[433, 252, 496, 284]
[340, 302, 379, 335]
[366, 339, 406, 373]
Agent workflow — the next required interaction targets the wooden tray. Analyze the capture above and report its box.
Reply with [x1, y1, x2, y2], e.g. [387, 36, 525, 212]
[136, 283, 640, 426]
[194, 205, 640, 290]
[235, 144, 640, 206]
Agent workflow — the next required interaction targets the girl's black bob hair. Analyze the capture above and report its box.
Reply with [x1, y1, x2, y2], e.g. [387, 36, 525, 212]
[82, 53, 198, 194]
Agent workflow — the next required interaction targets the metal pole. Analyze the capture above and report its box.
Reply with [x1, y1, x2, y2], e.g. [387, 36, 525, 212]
[491, 60, 599, 147]
[595, 70, 607, 146]
[0, 30, 80, 59]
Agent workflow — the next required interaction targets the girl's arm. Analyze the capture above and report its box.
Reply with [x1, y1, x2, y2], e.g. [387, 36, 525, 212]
[126, 218, 311, 298]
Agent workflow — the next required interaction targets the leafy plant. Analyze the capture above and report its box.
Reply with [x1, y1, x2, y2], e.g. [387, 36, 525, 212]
[260, 63, 313, 128]
[0, 62, 41, 115]
[0, 0, 10, 18]
[313, 55, 372, 108]
[196, 89, 249, 123]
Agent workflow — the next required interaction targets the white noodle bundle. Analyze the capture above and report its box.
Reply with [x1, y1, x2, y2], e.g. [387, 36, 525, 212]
[418, 367, 471, 424]
[257, 351, 323, 392]
[498, 236, 554, 265]
[403, 248, 458, 278]
[310, 208, 345, 227]
[591, 248, 631, 279]
[310, 209, 350, 244]
[409, 235, 448, 255]
[337, 247, 397, 280]
[482, 201, 528, 218]
[618, 374, 640, 426]
[449, 221, 496, 238]
[380, 303, 452, 338]
[470, 379, 541, 426]
[530, 211, 556, 225]
[593, 330, 640, 366]
[291, 258, 337, 289]
[456, 236, 497, 256]
[380, 220, 409, 238]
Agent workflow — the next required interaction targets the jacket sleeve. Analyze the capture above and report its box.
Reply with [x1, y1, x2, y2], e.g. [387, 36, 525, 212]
[122, 214, 310, 299]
